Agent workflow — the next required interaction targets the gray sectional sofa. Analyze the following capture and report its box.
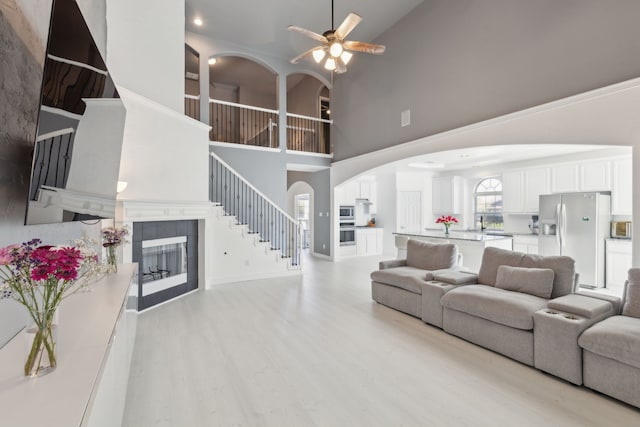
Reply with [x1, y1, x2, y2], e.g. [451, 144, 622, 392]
[578, 268, 640, 408]
[371, 241, 640, 409]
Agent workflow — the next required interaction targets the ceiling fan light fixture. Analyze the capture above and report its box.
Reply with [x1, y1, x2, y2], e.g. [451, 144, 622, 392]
[340, 51, 353, 65]
[329, 41, 343, 57]
[312, 48, 326, 63]
[324, 57, 336, 71]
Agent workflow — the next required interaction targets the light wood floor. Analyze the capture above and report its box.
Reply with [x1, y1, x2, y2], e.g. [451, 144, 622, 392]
[122, 252, 640, 426]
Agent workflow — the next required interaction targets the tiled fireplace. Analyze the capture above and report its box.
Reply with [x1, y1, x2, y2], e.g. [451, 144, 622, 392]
[132, 220, 198, 311]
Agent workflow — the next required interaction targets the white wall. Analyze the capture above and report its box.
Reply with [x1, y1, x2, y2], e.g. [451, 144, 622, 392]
[66, 99, 126, 196]
[106, 0, 185, 112]
[116, 88, 210, 203]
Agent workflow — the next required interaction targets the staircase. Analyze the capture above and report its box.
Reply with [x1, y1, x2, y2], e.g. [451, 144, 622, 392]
[209, 152, 301, 272]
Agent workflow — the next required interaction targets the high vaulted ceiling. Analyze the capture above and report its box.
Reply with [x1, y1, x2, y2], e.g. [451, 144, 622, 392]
[185, 0, 424, 62]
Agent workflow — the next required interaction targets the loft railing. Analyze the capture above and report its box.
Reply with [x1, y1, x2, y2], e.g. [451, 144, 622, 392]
[209, 152, 300, 267]
[184, 95, 200, 120]
[286, 113, 332, 154]
[30, 128, 75, 201]
[209, 99, 279, 148]
[42, 54, 109, 115]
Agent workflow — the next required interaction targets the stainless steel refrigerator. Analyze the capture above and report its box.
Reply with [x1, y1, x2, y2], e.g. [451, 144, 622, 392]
[538, 192, 611, 288]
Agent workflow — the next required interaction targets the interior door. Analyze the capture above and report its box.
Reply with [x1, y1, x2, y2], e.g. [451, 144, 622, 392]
[398, 191, 422, 233]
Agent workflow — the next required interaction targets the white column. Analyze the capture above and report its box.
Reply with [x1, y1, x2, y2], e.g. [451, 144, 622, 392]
[278, 73, 287, 150]
[199, 51, 211, 126]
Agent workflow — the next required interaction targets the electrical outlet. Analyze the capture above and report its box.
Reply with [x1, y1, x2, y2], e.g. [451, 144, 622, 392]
[322, 244, 326, 249]
[401, 109, 411, 127]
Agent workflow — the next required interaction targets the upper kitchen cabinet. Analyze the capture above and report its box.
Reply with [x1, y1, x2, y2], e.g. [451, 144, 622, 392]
[551, 160, 611, 194]
[432, 176, 463, 214]
[337, 179, 378, 213]
[502, 167, 549, 213]
[524, 167, 550, 212]
[551, 163, 579, 193]
[502, 171, 524, 213]
[579, 159, 611, 192]
[612, 157, 632, 215]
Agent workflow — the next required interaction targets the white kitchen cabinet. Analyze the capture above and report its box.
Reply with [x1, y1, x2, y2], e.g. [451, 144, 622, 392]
[524, 167, 550, 212]
[356, 228, 383, 255]
[579, 160, 611, 192]
[605, 239, 632, 291]
[512, 235, 539, 254]
[502, 171, 524, 213]
[551, 163, 579, 193]
[369, 181, 378, 214]
[432, 176, 463, 214]
[611, 157, 632, 215]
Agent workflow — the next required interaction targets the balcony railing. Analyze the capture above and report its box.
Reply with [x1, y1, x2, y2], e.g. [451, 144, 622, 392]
[286, 113, 332, 154]
[209, 99, 279, 148]
[42, 54, 108, 115]
[184, 95, 200, 120]
[30, 128, 75, 201]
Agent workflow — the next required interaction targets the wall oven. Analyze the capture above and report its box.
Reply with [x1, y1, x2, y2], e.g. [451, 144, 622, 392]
[339, 224, 356, 246]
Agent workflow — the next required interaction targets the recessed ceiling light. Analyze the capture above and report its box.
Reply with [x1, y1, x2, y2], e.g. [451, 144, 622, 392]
[208, 57, 217, 65]
[193, 17, 203, 26]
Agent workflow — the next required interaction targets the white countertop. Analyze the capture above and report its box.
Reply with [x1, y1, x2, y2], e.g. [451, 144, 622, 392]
[0, 264, 136, 427]
[394, 230, 513, 242]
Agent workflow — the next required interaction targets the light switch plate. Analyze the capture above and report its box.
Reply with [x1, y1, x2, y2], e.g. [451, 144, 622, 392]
[401, 109, 411, 127]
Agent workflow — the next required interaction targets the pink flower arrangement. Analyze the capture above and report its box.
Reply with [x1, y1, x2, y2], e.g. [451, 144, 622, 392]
[435, 215, 458, 227]
[101, 226, 129, 248]
[0, 238, 104, 376]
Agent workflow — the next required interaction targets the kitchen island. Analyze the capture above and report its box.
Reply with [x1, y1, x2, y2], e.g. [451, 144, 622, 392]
[393, 231, 513, 273]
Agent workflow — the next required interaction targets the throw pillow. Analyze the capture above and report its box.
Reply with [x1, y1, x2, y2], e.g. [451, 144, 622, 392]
[406, 239, 457, 271]
[495, 265, 555, 299]
[622, 268, 640, 318]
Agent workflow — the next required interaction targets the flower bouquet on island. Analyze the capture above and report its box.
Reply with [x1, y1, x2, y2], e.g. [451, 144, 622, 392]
[101, 226, 129, 273]
[0, 238, 107, 376]
[436, 215, 458, 235]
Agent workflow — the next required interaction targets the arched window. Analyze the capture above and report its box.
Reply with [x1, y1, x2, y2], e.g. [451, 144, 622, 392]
[474, 177, 503, 231]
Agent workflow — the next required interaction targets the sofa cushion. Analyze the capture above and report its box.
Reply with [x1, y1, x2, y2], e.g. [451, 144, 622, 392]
[495, 265, 554, 299]
[477, 247, 525, 287]
[548, 294, 613, 319]
[521, 254, 575, 298]
[405, 239, 458, 271]
[622, 268, 640, 318]
[370, 266, 428, 294]
[441, 285, 548, 330]
[579, 315, 640, 370]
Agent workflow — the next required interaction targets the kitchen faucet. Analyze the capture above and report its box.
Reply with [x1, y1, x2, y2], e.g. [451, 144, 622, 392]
[480, 215, 486, 232]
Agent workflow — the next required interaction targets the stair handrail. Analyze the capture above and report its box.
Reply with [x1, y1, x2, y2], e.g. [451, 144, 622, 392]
[209, 151, 296, 224]
[286, 111, 333, 124]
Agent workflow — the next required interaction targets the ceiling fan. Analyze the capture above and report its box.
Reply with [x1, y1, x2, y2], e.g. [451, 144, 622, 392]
[288, 0, 386, 73]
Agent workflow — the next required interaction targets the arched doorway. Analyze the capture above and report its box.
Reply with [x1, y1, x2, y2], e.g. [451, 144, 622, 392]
[288, 181, 315, 254]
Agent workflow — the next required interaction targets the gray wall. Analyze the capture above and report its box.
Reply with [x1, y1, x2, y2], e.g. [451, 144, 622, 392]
[211, 145, 287, 209]
[288, 170, 331, 256]
[332, 0, 640, 161]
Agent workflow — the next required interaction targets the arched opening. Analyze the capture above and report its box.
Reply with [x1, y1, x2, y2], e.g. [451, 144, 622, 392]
[209, 55, 278, 147]
[474, 177, 503, 231]
[288, 181, 315, 256]
[286, 73, 331, 154]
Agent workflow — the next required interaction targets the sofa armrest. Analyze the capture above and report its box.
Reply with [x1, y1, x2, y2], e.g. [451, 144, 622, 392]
[573, 290, 623, 315]
[379, 259, 407, 270]
[432, 270, 478, 285]
[547, 294, 614, 320]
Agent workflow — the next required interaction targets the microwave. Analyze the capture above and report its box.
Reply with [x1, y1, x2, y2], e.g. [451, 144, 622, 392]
[611, 221, 632, 239]
[339, 205, 354, 219]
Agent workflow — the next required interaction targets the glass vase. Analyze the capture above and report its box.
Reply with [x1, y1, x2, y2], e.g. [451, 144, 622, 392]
[24, 309, 58, 377]
[106, 244, 117, 273]
[444, 224, 450, 235]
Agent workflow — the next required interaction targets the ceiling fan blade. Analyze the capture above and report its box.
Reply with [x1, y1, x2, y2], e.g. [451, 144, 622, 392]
[288, 25, 328, 43]
[335, 57, 347, 74]
[343, 40, 386, 55]
[290, 47, 318, 64]
[335, 13, 362, 40]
